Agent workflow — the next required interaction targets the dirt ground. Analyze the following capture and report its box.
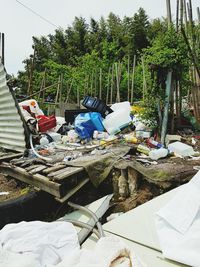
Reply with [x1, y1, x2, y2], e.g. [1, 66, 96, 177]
[0, 173, 31, 202]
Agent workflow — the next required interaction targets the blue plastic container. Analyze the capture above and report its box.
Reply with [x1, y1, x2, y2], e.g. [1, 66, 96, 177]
[74, 112, 104, 139]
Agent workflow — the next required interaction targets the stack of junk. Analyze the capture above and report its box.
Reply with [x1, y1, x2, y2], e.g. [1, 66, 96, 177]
[19, 96, 197, 162]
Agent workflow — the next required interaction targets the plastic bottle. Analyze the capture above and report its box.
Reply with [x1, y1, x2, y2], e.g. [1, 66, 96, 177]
[149, 148, 168, 160]
[137, 144, 150, 155]
[147, 138, 163, 148]
[39, 136, 49, 146]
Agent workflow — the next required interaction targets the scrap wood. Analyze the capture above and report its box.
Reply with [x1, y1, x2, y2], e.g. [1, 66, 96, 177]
[29, 165, 47, 174]
[43, 164, 67, 174]
[25, 164, 43, 171]
[0, 164, 61, 198]
[52, 167, 85, 181]
[10, 157, 47, 167]
[0, 153, 23, 163]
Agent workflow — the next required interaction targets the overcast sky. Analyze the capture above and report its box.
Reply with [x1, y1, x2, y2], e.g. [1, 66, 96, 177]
[0, 0, 199, 75]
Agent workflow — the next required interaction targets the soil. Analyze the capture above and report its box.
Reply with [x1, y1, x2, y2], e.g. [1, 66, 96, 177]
[0, 173, 32, 202]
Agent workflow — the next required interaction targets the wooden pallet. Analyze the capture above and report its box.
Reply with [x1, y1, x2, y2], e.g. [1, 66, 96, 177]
[0, 152, 89, 203]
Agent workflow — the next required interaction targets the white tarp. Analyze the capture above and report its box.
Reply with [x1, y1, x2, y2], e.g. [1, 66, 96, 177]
[156, 170, 200, 267]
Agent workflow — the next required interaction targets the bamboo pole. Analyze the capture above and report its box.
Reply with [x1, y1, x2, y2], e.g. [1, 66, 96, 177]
[110, 64, 114, 104]
[127, 55, 130, 101]
[27, 46, 36, 96]
[65, 78, 74, 104]
[99, 68, 102, 99]
[142, 56, 147, 100]
[166, 0, 172, 26]
[77, 87, 80, 108]
[197, 7, 200, 23]
[131, 55, 136, 104]
[94, 69, 97, 97]
[23, 82, 59, 100]
[170, 79, 175, 134]
[42, 68, 46, 104]
[189, 0, 193, 21]
[106, 67, 111, 104]
[181, 27, 200, 79]
[38, 69, 46, 101]
[118, 62, 122, 101]
[183, 0, 188, 28]
[90, 71, 94, 96]
[59, 73, 63, 106]
[115, 62, 120, 103]
[55, 75, 61, 104]
[179, 0, 183, 28]
[176, 0, 180, 31]
[84, 75, 89, 96]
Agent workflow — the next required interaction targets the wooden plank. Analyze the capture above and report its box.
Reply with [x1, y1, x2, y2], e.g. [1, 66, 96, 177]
[25, 164, 43, 171]
[48, 167, 70, 178]
[53, 167, 85, 181]
[29, 165, 47, 174]
[0, 164, 61, 198]
[0, 152, 23, 163]
[43, 164, 66, 175]
[55, 178, 90, 203]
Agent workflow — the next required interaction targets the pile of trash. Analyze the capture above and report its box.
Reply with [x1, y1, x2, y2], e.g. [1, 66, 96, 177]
[18, 97, 200, 163]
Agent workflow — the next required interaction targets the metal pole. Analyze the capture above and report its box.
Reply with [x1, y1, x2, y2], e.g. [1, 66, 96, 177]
[161, 71, 172, 144]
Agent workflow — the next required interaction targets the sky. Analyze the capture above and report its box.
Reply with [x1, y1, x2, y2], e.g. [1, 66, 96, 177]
[0, 0, 199, 75]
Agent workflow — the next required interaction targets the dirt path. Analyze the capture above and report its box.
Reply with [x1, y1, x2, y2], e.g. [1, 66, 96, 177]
[0, 173, 31, 202]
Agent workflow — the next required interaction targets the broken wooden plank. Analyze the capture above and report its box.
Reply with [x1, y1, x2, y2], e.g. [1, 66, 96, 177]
[25, 164, 43, 171]
[43, 164, 66, 175]
[53, 167, 85, 181]
[29, 165, 47, 174]
[55, 177, 90, 203]
[0, 164, 61, 198]
[0, 152, 23, 163]
[47, 167, 70, 178]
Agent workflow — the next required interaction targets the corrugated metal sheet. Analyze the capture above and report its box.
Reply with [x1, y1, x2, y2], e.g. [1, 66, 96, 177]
[0, 63, 27, 152]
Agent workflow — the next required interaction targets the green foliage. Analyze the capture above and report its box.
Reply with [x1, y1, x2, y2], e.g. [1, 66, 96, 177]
[13, 8, 197, 114]
[144, 27, 189, 71]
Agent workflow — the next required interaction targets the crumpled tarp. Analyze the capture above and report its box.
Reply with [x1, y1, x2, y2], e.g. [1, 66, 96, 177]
[65, 146, 130, 187]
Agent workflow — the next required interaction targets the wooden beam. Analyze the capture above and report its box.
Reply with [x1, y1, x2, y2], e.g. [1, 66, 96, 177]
[55, 178, 90, 203]
[43, 164, 66, 174]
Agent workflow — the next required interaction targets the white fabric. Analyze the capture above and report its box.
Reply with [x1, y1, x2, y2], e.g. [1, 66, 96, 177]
[0, 248, 40, 267]
[0, 221, 79, 267]
[57, 236, 146, 267]
[156, 170, 200, 267]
